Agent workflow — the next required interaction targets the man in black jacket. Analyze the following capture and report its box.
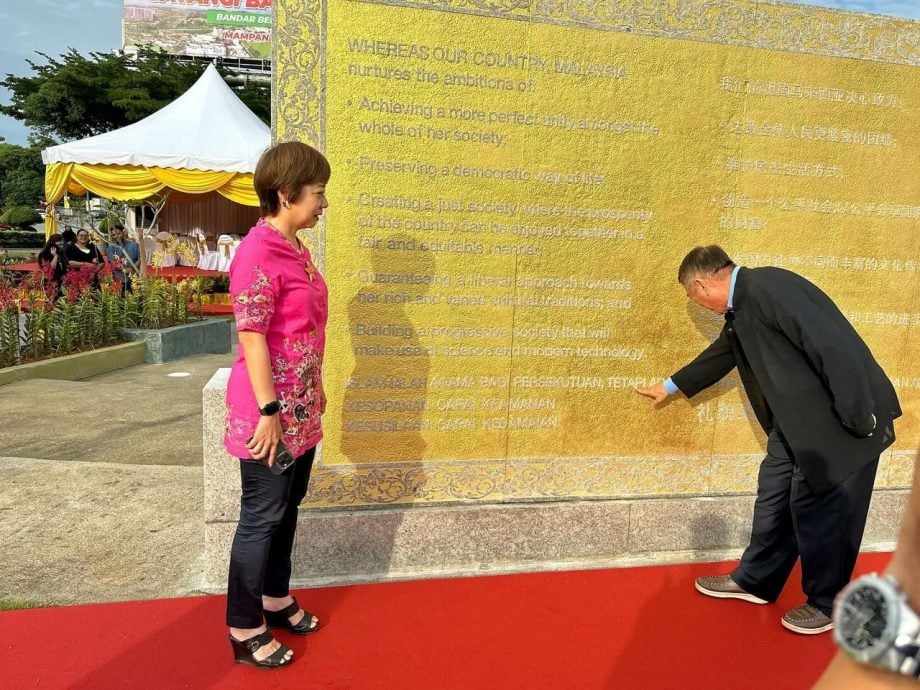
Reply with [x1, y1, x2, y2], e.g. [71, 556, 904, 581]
[637, 245, 901, 634]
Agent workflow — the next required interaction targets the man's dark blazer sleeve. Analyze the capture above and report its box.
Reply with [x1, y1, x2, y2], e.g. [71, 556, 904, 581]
[671, 327, 735, 398]
[755, 277, 875, 437]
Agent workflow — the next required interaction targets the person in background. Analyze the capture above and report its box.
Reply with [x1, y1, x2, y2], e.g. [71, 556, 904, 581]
[65, 229, 104, 272]
[224, 141, 330, 669]
[636, 245, 900, 635]
[106, 223, 140, 293]
[65, 228, 105, 290]
[37, 233, 68, 300]
[61, 226, 76, 247]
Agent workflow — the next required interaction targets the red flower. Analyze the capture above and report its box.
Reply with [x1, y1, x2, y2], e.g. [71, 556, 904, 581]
[34, 265, 60, 301]
[0, 282, 16, 309]
[97, 261, 116, 282]
[62, 268, 93, 303]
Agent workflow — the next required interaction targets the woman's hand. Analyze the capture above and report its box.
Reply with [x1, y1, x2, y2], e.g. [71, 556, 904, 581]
[319, 382, 327, 415]
[246, 414, 283, 465]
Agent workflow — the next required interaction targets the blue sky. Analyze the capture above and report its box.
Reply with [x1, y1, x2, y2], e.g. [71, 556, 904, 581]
[0, 1, 918, 145]
[782, 0, 920, 17]
[0, 0, 123, 144]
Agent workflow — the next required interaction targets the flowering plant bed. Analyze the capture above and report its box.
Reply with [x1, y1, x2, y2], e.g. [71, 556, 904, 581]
[0, 265, 212, 369]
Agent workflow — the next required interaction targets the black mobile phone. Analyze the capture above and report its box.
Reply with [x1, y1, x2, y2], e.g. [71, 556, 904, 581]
[269, 442, 296, 475]
[247, 436, 296, 475]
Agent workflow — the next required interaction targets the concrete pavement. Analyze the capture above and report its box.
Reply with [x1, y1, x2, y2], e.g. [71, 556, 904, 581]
[0, 353, 234, 605]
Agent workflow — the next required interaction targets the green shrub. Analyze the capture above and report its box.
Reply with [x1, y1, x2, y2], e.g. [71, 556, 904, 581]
[0, 230, 44, 248]
[0, 206, 43, 228]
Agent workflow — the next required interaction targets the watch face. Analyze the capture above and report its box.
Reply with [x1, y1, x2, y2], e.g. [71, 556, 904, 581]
[835, 579, 899, 663]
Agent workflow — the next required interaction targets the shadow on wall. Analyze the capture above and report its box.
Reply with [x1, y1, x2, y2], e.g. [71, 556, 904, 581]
[306, 234, 434, 579]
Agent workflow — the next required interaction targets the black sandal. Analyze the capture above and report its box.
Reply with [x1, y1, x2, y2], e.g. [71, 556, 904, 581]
[264, 596, 321, 635]
[229, 631, 293, 669]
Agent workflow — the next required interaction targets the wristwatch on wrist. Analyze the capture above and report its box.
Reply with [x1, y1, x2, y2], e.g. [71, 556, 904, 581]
[832, 573, 920, 678]
[258, 400, 281, 416]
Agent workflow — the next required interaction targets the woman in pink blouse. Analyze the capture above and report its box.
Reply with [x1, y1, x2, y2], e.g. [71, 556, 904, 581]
[225, 141, 329, 669]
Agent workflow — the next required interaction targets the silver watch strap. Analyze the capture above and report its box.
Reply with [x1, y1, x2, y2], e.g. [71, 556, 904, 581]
[887, 575, 920, 677]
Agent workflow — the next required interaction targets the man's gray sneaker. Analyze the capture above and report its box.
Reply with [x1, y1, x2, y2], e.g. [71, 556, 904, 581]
[781, 603, 833, 634]
[695, 574, 769, 604]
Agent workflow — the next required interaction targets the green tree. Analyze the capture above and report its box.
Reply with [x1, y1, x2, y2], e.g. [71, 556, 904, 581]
[1, 48, 270, 142]
[0, 142, 44, 209]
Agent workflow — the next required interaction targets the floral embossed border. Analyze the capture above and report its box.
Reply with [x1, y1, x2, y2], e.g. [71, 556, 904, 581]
[275, 0, 327, 266]
[347, 0, 920, 66]
[303, 455, 716, 508]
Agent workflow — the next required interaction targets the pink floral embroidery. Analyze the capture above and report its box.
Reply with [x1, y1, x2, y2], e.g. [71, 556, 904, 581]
[224, 222, 328, 459]
[232, 267, 275, 333]
[274, 339, 323, 446]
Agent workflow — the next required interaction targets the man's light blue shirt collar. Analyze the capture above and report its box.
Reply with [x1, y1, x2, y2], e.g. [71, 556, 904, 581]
[727, 265, 740, 311]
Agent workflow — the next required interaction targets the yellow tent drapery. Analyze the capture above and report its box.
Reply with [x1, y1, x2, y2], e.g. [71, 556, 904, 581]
[44, 162, 258, 236]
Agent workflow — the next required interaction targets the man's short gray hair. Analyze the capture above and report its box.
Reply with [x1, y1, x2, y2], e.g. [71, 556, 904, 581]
[678, 245, 735, 286]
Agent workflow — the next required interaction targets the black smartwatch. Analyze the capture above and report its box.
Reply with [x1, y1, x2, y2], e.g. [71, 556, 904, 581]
[259, 400, 281, 416]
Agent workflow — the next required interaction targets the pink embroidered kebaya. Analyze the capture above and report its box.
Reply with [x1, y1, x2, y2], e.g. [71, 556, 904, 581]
[224, 220, 328, 459]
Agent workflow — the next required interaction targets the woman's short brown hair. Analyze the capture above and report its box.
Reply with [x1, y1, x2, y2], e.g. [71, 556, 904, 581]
[254, 141, 331, 216]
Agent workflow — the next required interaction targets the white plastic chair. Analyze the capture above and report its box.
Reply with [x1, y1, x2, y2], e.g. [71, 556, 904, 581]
[155, 231, 177, 268]
[192, 229, 219, 271]
[216, 234, 236, 272]
[143, 235, 156, 263]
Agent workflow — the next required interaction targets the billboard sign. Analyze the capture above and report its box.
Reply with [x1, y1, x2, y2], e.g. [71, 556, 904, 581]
[123, 1, 272, 61]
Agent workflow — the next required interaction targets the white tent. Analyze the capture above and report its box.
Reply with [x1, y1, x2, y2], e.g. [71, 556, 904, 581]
[42, 64, 270, 236]
[43, 63, 269, 173]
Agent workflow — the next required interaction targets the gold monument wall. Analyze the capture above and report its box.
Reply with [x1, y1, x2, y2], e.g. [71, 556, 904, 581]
[275, 0, 920, 508]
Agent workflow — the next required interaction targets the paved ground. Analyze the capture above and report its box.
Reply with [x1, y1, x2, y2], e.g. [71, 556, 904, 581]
[0, 352, 234, 605]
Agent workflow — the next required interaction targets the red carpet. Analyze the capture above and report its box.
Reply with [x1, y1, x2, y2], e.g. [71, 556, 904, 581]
[0, 553, 890, 689]
[201, 303, 233, 315]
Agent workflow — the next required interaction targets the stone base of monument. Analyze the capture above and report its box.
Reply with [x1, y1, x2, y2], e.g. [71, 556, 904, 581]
[121, 318, 231, 364]
[202, 369, 906, 590]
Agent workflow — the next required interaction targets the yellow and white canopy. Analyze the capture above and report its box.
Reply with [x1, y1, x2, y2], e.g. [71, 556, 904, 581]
[41, 64, 269, 235]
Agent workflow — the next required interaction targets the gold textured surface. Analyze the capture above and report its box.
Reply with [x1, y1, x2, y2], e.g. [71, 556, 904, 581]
[878, 451, 918, 490]
[275, 0, 920, 507]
